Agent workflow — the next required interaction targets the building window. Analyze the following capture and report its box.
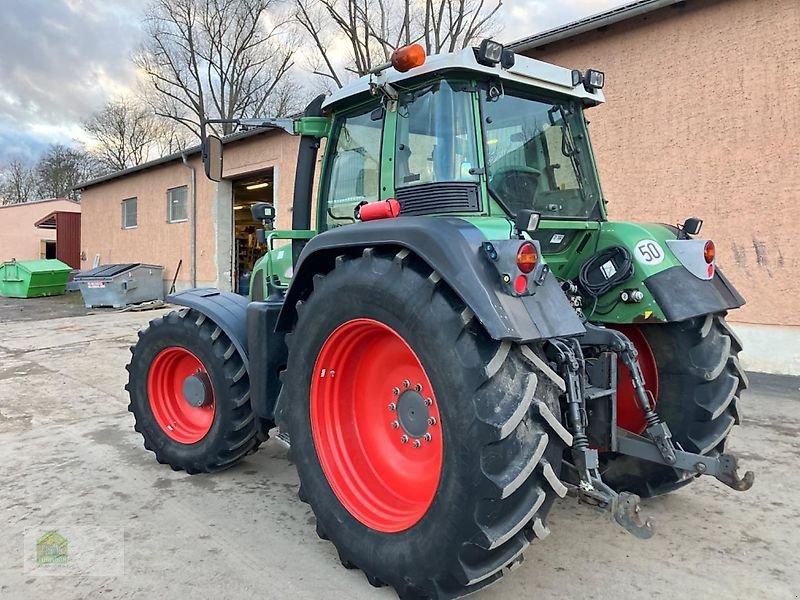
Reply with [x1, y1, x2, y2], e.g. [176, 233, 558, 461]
[167, 186, 188, 223]
[122, 198, 137, 229]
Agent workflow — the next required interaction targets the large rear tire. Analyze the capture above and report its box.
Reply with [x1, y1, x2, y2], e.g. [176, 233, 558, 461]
[127, 309, 264, 473]
[282, 249, 571, 599]
[602, 312, 748, 497]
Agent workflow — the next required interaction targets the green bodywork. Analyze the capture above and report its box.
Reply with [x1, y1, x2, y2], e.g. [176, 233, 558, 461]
[249, 82, 696, 327]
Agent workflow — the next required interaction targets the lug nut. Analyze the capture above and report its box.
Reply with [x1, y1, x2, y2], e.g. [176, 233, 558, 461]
[428, 417, 437, 426]
[400, 435, 409, 444]
[413, 440, 421, 448]
[391, 421, 400, 429]
[425, 397, 433, 406]
[423, 433, 432, 442]
[388, 402, 397, 411]
[414, 383, 423, 392]
[392, 387, 400, 396]
[402, 379, 410, 389]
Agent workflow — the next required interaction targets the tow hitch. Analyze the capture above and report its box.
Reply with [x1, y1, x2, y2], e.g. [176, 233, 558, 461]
[614, 430, 754, 491]
[550, 324, 754, 539]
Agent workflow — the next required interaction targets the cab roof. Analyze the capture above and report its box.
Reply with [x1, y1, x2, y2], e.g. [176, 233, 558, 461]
[322, 47, 605, 111]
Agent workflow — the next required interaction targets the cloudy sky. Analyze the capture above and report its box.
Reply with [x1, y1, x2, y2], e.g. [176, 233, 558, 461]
[0, 0, 623, 164]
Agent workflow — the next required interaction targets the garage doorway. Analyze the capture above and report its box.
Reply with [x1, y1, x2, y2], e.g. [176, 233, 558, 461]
[40, 240, 57, 259]
[232, 169, 274, 295]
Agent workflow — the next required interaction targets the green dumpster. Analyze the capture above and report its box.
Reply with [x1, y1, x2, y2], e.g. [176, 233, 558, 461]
[0, 259, 71, 298]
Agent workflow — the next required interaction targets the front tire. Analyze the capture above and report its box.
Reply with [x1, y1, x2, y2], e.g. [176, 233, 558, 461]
[127, 309, 264, 473]
[602, 313, 748, 497]
[283, 249, 571, 598]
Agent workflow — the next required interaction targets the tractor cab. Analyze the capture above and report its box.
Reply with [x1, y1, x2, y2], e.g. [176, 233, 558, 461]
[320, 75, 604, 230]
[316, 43, 606, 229]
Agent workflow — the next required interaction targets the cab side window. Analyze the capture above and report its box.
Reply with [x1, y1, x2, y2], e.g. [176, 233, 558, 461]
[323, 107, 382, 229]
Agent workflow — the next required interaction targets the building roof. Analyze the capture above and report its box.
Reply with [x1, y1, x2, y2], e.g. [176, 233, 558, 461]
[34, 210, 80, 229]
[508, 0, 688, 52]
[74, 126, 284, 191]
[0, 197, 79, 210]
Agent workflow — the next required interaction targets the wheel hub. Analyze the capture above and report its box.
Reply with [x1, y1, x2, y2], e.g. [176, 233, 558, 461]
[182, 372, 212, 408]
[396, 389, 430, 438]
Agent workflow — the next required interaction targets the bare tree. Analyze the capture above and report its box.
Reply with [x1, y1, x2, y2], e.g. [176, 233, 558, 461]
[0, 159, 38, 205]
[84, 98, 161, 171]
[295, 0, 502, 86]
[36, 144, 99, 200]
[84, 98, 194, 171]
[135, 0, 297, 137]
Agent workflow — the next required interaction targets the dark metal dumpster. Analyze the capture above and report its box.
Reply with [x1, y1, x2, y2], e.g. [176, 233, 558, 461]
[74, 263, 164, 308]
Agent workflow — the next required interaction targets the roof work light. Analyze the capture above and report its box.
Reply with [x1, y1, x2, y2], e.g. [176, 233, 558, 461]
[477, 39, 516, 69]
[572, 68, 606, 92]
[478, 39, 504, 65]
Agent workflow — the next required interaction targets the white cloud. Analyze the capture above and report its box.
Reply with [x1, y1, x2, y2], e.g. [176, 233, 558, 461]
[0, 0, 630, 163]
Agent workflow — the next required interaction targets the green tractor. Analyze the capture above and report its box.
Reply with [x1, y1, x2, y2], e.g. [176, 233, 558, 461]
[127, 40, 753, 598]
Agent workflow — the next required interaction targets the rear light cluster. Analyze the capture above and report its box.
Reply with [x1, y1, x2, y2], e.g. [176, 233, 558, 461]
[516, 242, 538, 273]
[482, 240, 543, 296]
[515, 242, 538, 293]
[703, 240, 715, 264]
[704, 240, 715, 278]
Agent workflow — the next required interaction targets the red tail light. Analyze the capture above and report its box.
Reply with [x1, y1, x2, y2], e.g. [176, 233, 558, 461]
[704, 240, 715, 264]
[516, 242, 538, 274]
[514, 275, 528, 294]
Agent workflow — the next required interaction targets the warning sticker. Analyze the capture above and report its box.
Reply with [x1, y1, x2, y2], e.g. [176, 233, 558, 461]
[87, 282, 106, 289]
[550, 233, 565, 244]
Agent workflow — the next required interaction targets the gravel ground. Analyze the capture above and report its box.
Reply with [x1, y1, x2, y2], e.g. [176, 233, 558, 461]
[0, 298, 798, 599]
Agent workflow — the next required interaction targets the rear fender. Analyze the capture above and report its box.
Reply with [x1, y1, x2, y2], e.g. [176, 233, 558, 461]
[275, 217, 586, 343]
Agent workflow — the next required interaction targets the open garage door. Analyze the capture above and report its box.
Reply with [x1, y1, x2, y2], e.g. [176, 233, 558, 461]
[232, 169, 274, 295]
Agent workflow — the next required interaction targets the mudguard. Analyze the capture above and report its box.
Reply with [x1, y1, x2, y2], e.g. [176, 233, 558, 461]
[644, 266, 745, 322]
[167, 288, 249, 368]
[275, 217, 586, 343]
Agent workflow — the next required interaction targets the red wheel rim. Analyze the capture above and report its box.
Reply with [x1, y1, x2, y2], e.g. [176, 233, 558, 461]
[147, 347, 215, 444]
[310, 319, 444, 533]
[610, 325, 659, 434]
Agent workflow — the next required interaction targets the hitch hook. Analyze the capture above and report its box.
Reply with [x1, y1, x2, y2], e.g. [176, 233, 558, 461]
[613, 492, 655, 540]
[715, 454, 755, 491]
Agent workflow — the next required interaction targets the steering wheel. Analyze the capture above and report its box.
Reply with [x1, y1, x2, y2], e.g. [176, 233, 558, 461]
[489, 166, 542, 214]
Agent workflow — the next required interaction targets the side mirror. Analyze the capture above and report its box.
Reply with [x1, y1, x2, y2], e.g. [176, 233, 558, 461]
[203, 135, 223, 181]
[251, 202, 276, 224]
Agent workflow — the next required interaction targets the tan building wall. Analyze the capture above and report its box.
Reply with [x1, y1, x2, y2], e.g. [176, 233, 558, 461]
[0, 199, 80, 263]
[522, 0, 800, 327]
[80, 131, 300, 290]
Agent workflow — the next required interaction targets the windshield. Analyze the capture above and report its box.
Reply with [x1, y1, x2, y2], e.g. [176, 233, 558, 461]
[480, 88, 603, 219]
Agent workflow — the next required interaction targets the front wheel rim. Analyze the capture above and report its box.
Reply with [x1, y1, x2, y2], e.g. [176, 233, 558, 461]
[147, 347, 216, 444]
[310, 319, 444, 533]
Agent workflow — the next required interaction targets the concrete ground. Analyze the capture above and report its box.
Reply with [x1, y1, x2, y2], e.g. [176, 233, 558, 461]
[1, 297, 798, 600]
